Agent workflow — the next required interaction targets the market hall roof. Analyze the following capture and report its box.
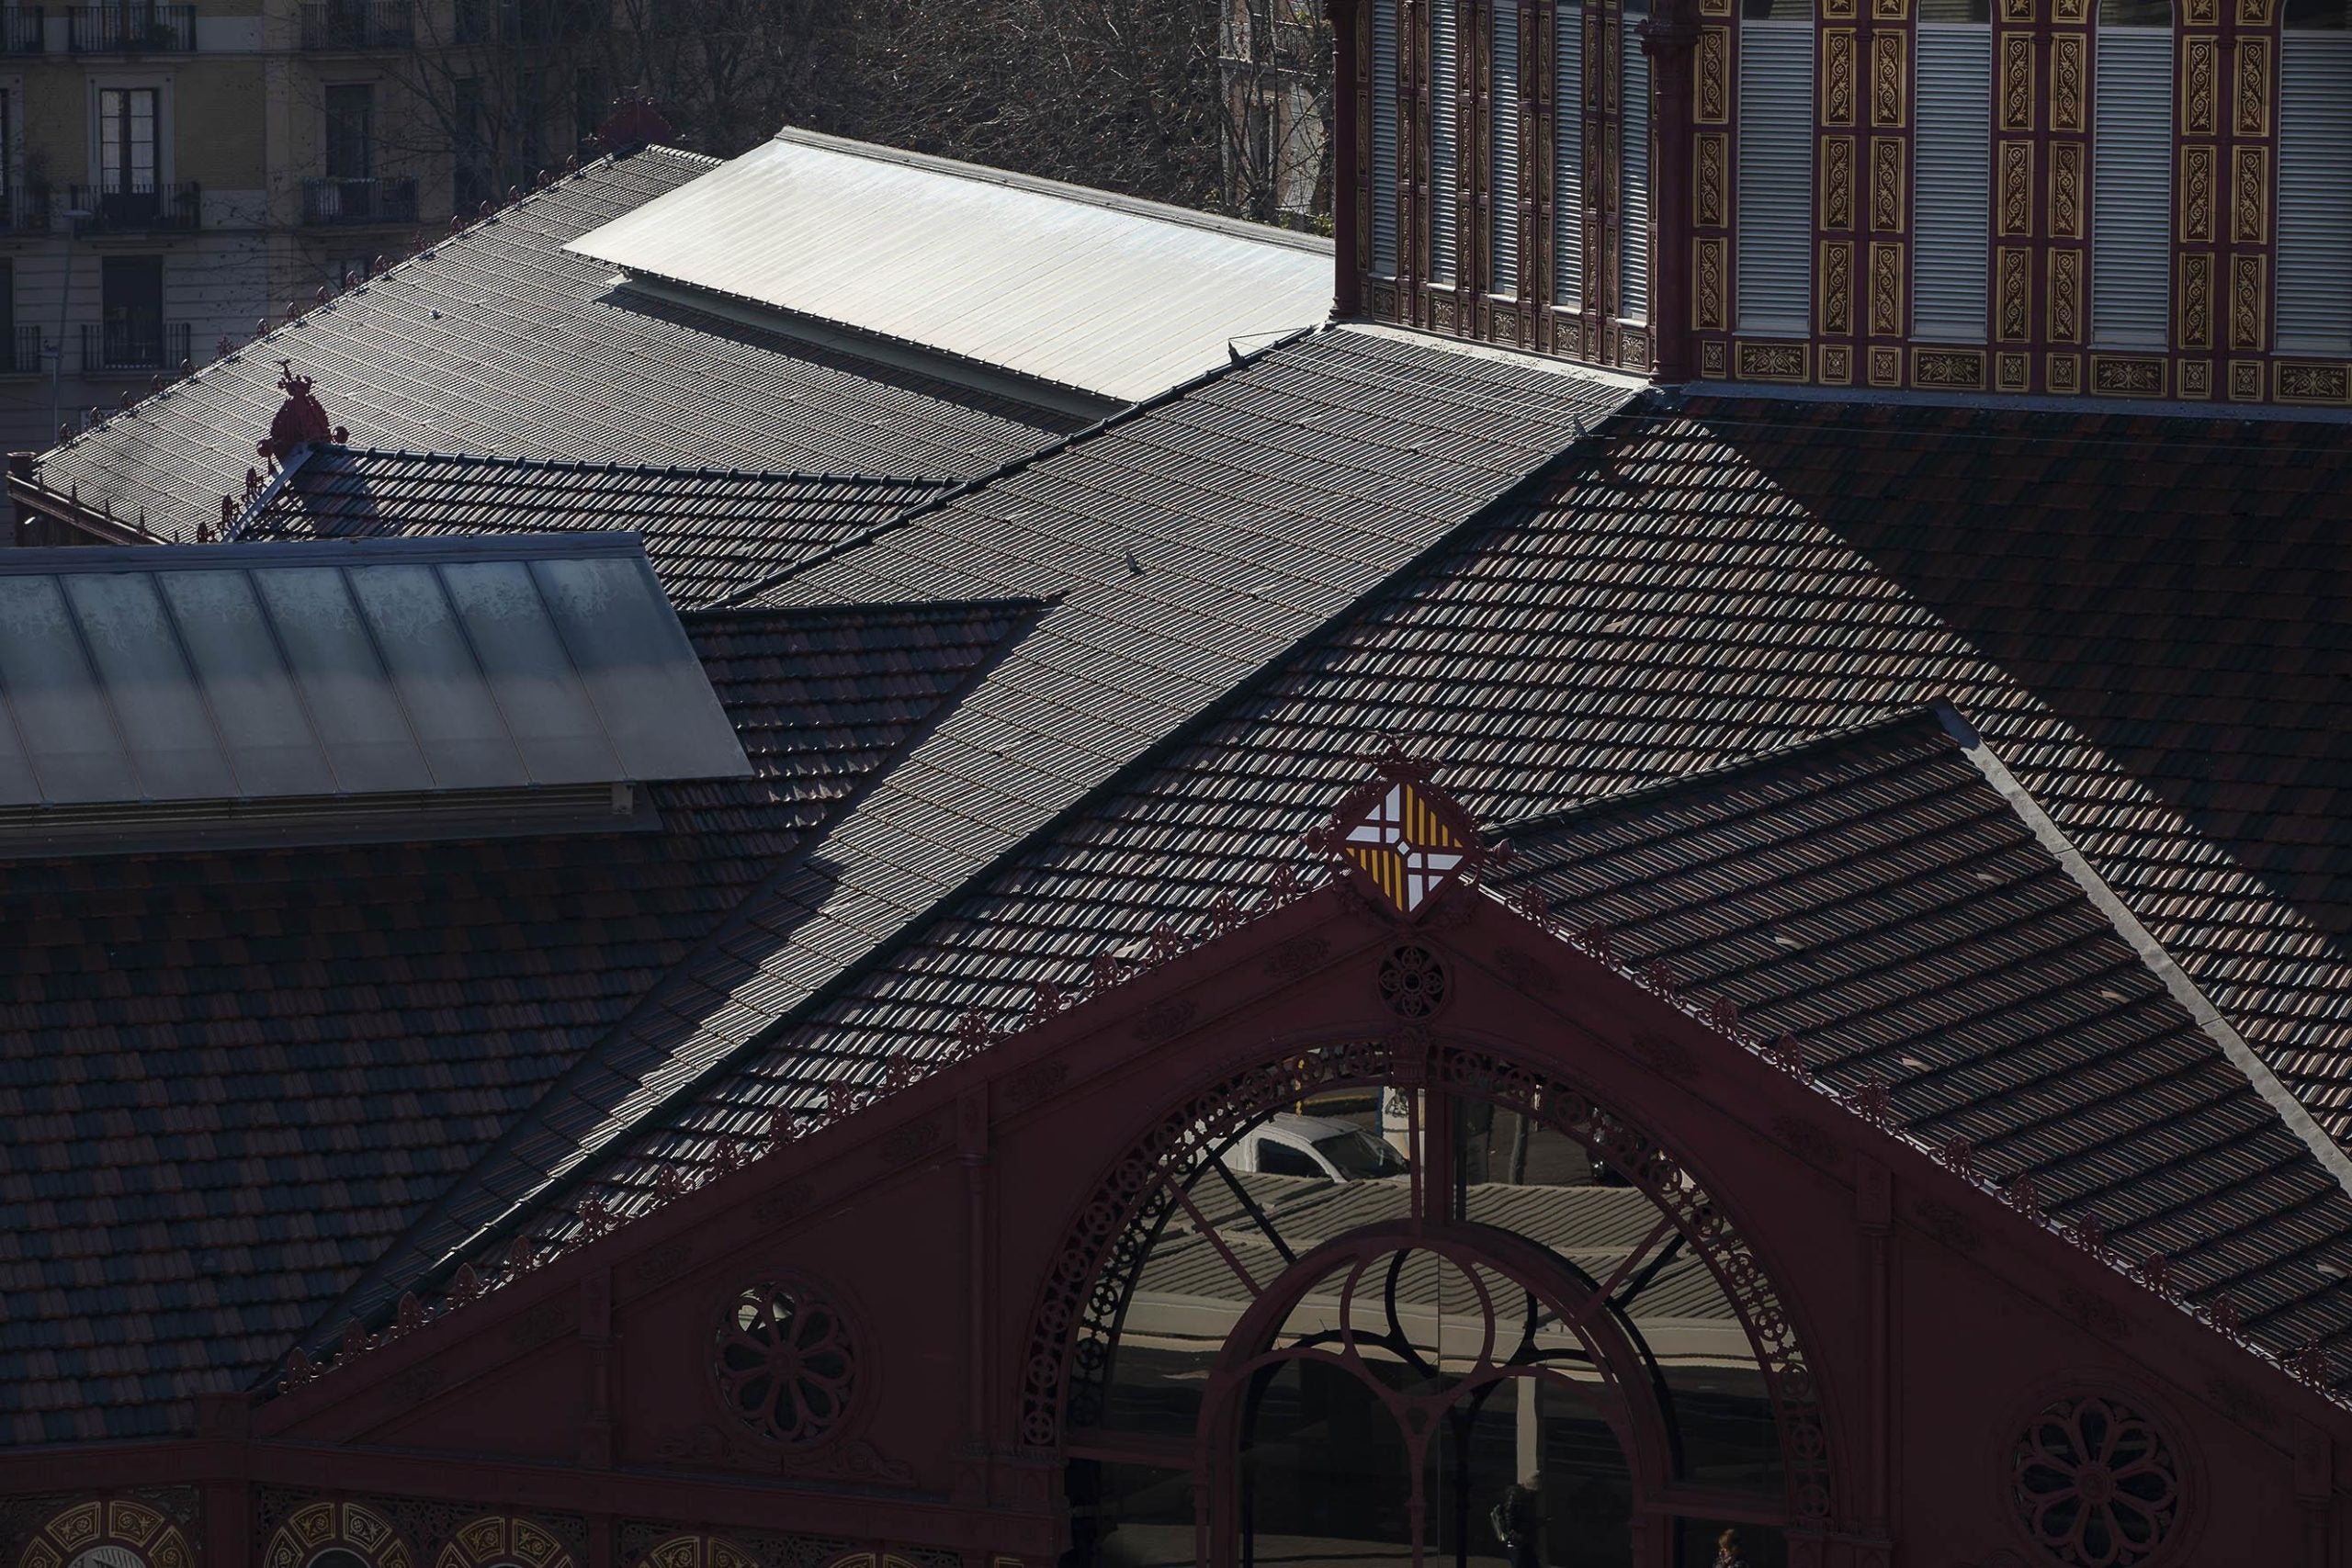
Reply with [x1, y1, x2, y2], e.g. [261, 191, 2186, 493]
[300, 324, 1647, 1331]
[240, 448, 952, 609]
[0, 535, 748, 847]
[30, 145, 1080, 537]
[564, 128, 1337, 408]
[313, 371, 2352, 1398]
[0, 592, 1046, 1444]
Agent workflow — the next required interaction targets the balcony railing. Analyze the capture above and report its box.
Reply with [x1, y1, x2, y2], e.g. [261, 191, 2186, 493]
[81, 318, 190, 376]
[68, 3, 192, 50]
[299, 0, 410, 47]
[0, 324, 43, 374]
[64, 181, 201, 233]
[0, 182, 50, 232]
[301, 175, 418, 226]
[3, 6, 45, 51]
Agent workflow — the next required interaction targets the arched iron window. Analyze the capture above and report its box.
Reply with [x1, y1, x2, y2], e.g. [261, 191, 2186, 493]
[1055, 1046, 1817, 1568]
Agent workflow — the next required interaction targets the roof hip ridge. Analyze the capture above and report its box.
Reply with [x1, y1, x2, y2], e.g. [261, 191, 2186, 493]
[1937, 697, 2352, 1206]
[707, 322, 1335, 612]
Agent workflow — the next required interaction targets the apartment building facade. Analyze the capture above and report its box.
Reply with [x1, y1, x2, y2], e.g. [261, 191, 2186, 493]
[0, 0, 596, 455]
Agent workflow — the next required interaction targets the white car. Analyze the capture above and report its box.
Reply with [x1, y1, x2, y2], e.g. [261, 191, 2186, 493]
[1224, 1111, 1410, 1183]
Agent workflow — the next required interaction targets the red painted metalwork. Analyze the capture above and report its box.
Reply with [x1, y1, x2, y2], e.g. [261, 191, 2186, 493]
[6, 775, 2352, 1564]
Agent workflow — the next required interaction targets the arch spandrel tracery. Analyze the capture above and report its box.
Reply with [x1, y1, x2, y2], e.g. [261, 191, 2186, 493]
[262, 1501, 412, 1568]
[13, 1501, 192, 1568]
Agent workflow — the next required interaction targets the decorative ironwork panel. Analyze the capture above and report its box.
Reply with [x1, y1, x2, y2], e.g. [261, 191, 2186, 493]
[1999, 141, 2033, 235]
[2179, 144, 2214, 242]
[1825, 29, 1858, 124]
[2234, 38, 2268, 136]
[2051, 35, 2086, 131]
[1824, 134, 1856, 228]
[1870, 137, 1904, 231]
[2048, 247, 2083, 343]
[2051, 141, 2084, 239]
[2232, 145, 2267, 243]
[2183, 37, 2217, 134]
[2001, 36, 2033, 130]
[2231, 252, 2264, 348]
[1871, 33, 1905, 126]
[1822, 239, 1854, 333]
[1998, 245, 2032, 337]
[2179, 252, 2213, 348]
[1871, 241, 1905, 333]
[1696, 233, 1728, 326]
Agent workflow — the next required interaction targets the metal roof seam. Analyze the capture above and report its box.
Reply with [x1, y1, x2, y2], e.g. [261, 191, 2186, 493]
[707, 323, 1333, 613]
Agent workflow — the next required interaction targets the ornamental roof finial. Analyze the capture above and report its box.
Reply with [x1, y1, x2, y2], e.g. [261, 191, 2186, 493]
[258, 360, 340, 465]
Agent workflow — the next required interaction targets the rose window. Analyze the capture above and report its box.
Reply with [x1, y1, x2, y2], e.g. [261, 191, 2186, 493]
[713, 1278, 856, 1445]
[2012, 1395, 2179, 1567]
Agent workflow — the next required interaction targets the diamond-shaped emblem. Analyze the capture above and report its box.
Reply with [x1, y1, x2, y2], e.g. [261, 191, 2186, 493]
[1343, 782, 1467, 913]
[1313, 750, 1487, 919]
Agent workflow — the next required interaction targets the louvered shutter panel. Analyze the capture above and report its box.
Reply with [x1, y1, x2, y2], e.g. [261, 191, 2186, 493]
[1555, 0, 1584, 306]
[1374, 0, 1401, 273]
[1432, 4, 1460, 283]
[2278, 37, 2352, 351]
[1493, 6, 1522, 293]
[1913, 27, 1993, 339]
[2090, 30, 2173, 347]
[1736, 22, 1813, 333]
[1620, 17, 1651, 319]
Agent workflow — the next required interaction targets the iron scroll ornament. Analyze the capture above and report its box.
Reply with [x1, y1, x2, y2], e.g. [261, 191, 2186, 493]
[1015, 1032, 1838, 1529]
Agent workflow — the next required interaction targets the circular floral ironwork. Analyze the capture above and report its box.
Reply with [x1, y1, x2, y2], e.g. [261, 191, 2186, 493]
[712, 1278, 856, 1446]
[2013, 1395, 2179, 1567]
[1378, 944, 1448, 1018]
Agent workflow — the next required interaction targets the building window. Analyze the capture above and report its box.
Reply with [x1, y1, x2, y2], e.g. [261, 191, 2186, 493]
[1553, 0, 1583, 308]
[1371, 0, 1399, 274]
[1736, 0, 1814, 333]
[1620, 0, 1651, 321]
[97, 85, 158, 196]
[1057, 1061, 1803, 1566]
[1913, 0, 1993, 339]
[2089, 0, 2173, 348]
[2278, 0, 2352, 351]
[324, 83, 374, 180]
[1430, 1, 1459, 284]
[1491, 3, 1521, 295]
[99, 254, 162, 369]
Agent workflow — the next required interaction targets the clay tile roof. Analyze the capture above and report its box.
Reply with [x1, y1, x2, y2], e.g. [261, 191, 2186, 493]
[1498, 709, 2352, 1361]
[291, 327, 1644, 1336]
[356, 385, 2352, 1388]
[0, 595, 1041, 1442]
[33, 147, 1076, 538]
[243, 447, 953, 608]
